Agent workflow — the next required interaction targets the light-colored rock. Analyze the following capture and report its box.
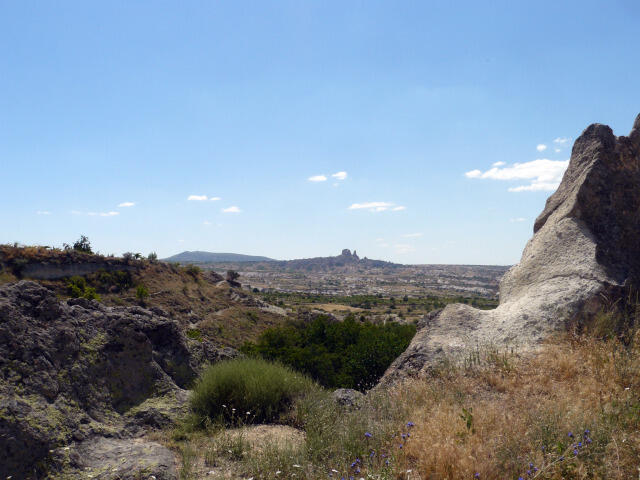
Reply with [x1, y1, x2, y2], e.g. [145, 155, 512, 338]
[379, 114, 640, 385]
[68, 437, 177, 479]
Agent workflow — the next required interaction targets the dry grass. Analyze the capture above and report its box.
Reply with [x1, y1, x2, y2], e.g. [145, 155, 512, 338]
[399, 331, 640, 479]
[168, 327, 640, 479]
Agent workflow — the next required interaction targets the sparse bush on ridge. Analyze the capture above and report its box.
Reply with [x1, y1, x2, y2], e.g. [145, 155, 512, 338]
[189, 357, 318, 426]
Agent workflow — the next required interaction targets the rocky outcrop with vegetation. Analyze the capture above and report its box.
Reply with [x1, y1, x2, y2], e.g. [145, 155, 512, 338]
[380, 113, 640, 385]
[0, 280, 235, 479]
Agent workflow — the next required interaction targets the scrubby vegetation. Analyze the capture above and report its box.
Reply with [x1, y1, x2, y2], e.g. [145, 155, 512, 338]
[189, 358, 317, 425]
[241, 314, 416, 390]
[67, 275, 101, 300]
[172, 299, 640, 479]
[259, 291, 498, 315]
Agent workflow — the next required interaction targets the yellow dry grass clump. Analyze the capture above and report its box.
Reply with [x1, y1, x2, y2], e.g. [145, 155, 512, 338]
[397, 331, 640, 479]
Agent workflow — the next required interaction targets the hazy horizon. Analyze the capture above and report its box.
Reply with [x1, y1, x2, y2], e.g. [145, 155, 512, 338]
[2, 1, 639, 264]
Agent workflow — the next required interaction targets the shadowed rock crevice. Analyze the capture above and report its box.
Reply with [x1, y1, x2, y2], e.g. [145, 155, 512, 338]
[380, 113, 640, 386]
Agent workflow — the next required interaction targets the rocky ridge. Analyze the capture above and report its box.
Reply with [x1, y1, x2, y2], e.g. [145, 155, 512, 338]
[380, 113, 640, 385]
[0, 281, 236, 479]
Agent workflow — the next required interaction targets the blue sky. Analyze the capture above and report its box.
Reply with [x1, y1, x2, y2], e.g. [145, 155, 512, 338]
[1, 1, 639, 264]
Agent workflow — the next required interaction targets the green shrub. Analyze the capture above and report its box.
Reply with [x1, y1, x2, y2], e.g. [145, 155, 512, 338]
[136, 285, 149, 304]
[190, 358, 317, 426]
[66, 276, 101, 301]
[241, 314, 416, 391]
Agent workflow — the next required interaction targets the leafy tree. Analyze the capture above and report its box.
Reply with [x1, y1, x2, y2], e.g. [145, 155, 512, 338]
[226, 270, 240, 282]
[73, 235, 92, 254]
[147, 252, 158, 262]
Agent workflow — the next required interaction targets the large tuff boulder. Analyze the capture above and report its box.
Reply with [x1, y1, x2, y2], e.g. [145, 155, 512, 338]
[0, 281, 234, 479]
[380, 114, 640, 385]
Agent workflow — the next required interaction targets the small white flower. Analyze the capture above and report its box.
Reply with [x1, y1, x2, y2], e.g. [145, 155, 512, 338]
[293, 464, 301, 468]
[275, 471, 281, 475]
[331, 469, 339, 473]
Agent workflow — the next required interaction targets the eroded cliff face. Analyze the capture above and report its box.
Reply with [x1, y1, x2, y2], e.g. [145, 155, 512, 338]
[0, 281, 235, 479]
[380, 114, 640, 386]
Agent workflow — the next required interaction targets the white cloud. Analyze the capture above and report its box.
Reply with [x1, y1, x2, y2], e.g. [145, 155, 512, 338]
[402, 233, 423, 238]
[36, 210, 51, 215]
[222, 206, 241, 213]
[554, 137, 570, 145]
[188, 195, 208, 201]
[348, 202, 406, 212]
[308, 175, 327, 182]
[332, 171, 348, 180]
[492, 161, 506, 167]
[203, 220, 212, 225]
[394, 243, 415, 254]
[555, 148, 561, 153]
[536, 144, 547, 152]
[209, 197, 221, 201]
[87, 211, 119, 217]
[509, 217, 526, 223]
[465, 159, 569, 192]
[72, 210, 118, 217]
[508, 183, 561, 192]
[118, 202, 135, 207]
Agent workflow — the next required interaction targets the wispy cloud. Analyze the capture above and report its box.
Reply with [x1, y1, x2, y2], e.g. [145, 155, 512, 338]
[308, 175, 327, 182]
[222, 206, 241, 213]
[332, 171, 348, 180]
[188, 194, 208, 201]
[72, 210, 119, 217]
[394, 243, 415, 254]
[492, 161, 506, 167]
[118, 201, 135, 207]
[465, 159, 569, 192]
[203, 220, 212, 225]
[36, 210, 51, 215]
[554, 137, 571, 145]
[536, 144, 547, 152]
[89, 211, 119, 217]
[402, 232, 423, 238]
[348, 201, 406, 212]
[510, 217, 526, 223]
[209, 197, 221, 201]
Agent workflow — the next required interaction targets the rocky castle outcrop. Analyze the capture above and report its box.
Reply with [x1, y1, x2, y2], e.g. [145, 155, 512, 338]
[380, 113, 640, 385]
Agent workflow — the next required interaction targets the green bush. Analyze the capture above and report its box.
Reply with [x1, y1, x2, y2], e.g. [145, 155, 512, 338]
[241, 314, 416, 391]
[190, 358, 317, 426]
[136, 285, 149, 304]
[66, 276, 101, 301]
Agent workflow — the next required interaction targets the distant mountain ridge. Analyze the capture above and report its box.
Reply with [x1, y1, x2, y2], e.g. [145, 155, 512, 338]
[163, 251, 275, 263]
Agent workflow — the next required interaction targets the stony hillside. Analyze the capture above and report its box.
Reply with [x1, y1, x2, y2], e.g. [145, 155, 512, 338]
[0, 245, 288, 349]
[0, 247, 294, 478]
